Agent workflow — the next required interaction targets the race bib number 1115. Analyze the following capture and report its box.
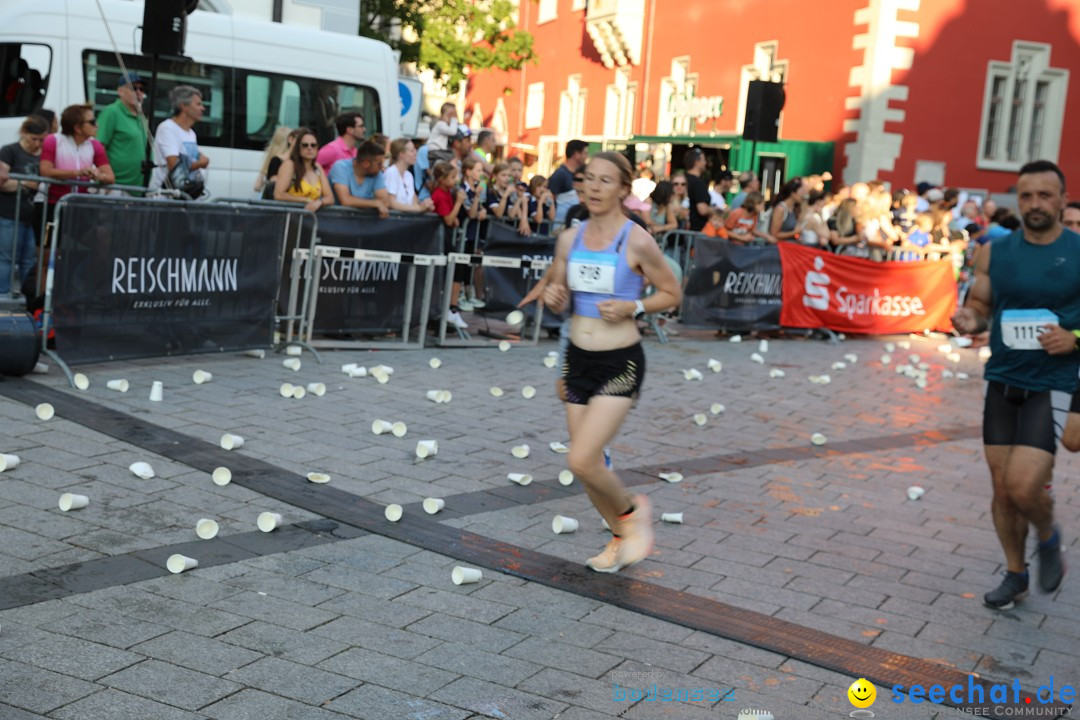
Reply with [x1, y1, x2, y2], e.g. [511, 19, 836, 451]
[1001, 309, 1058, 350]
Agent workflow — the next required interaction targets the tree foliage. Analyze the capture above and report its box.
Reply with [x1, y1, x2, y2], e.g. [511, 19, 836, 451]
[359, 0, 535, 88]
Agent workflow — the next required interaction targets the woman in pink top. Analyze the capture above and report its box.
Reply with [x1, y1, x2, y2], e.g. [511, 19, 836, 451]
[39, 104, 114, 219]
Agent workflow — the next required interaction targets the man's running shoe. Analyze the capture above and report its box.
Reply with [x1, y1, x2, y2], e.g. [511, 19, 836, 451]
[1037, 526, 1066, 593]
[586, 538, 621, 573]
[983, 569, 1029, 610]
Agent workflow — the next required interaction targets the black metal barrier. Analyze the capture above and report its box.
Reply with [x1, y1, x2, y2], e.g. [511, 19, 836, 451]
[44, 195, 287, 377]
[680, 238, 783, 331]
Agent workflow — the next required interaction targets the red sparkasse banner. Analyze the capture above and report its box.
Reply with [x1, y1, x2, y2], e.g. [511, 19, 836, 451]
[778, 244, 957, 334]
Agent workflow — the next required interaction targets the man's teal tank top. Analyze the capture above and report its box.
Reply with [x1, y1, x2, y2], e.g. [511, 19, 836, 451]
[986, 227, 1080, 392]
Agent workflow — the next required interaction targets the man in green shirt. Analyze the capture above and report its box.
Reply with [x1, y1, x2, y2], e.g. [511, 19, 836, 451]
[97, 72, 148, 187]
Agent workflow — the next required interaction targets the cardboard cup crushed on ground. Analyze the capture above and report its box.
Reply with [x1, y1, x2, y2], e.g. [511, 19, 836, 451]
[498, 340, 512, 352]
[220, 433, 245, 450]
[416, 440, 438, 459]
[693, 413, 707, 426]
[167, 554, 198, 574]
[810, 433, 828, 446]
[558, 470, 574, 485]
[257, 512, 283, 532]
[429, 357, 442, 369]
[391, 422, 408, 438]
[808, 375, 831, 385]
[710, 403, 725, 415]
[683, 369, 704, 381]
[35, 403, 54, 421]
[195, 518, 219, 539]
[285, 345, 302, 356]
[423, 497, 445, 514]
[907, 486, 926, 501]
[843, 353, 858, 363]
[0, 454, 20, 472]
[831, 362, 847, 370]
[244, 349, 266, 359]
[384, 504, 403, 522]
[661, 512, 684, 524]
[212, 467, 232, 486]
[372, 369, 390, 385]
[372, 420, 394, 435]
[452, 566, 482, 585]
[511, 444, 530, 459]
[543, 355, 558, 368]
[659, 471, 684, 483]
[552, 515, 578, 534]
[549, 441, 569, 454]
[769, 369, 786, 378]
[279, 383, 295, 398]
[729, 335, 742, 343]
[192, 370, 213, 384]
[307, 383, 326, 397]
[956, 372, 970, 380]
[58, 493, 88, 512]
[306, 472, 330, 484]
[750, 353, 764, 364]
[942, 369, 955, 379]
[508, 473, 533, 485]
[489, 387, 504, 397]
[107, 379, 130, 392]
[522, 385, 537, 399]
[73, 373, 90, 391]
[707, 359, 722, 373]
[506, 310, 525, 326]
[149, 381, 164, 402]
[282, 358, 301, 371]
[129, 461, 155, 479]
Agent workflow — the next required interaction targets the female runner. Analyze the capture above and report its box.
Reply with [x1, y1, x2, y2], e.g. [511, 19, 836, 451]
[543, 152, 682, 572]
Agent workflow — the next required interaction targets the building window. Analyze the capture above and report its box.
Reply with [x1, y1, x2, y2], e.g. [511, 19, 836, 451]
[604, 67, 636, 138]
[559, 74, 586, 139]
[526, 82, 545, 129]
[538, 0, 558, 24]
[977, 41, 1068, 171]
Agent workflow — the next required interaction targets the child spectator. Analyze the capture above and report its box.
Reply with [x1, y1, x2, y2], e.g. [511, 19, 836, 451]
[725, 191, 768, 244]
[427, 103, 458, 164]
[526, 174, 555, 233]
[486, 161, 528, 234]
[431, 161, 469, 329]
[702, 211, 729, 238]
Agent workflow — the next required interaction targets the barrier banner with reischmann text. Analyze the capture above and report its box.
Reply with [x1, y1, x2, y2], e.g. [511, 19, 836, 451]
[680, 238, 783, 330]
[481, 221, 561, 330]
[779, 243, 957, 334]
[308, 209, 444, 334]
[51, 197, 281, 365]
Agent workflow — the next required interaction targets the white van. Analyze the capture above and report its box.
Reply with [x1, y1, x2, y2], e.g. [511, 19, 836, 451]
[0, 0, 401, 198]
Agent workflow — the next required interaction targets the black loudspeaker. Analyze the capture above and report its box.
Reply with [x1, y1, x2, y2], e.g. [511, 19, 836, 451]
[743, 81, 786, 143]
[141, 0, 190, 57]
[0, 311, 41, 377]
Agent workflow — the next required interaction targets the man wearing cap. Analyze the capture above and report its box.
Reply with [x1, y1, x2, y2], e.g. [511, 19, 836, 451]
[97, 72, 148, 188]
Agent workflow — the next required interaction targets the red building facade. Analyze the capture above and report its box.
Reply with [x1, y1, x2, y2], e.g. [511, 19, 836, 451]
[465, 0, 1080, 194]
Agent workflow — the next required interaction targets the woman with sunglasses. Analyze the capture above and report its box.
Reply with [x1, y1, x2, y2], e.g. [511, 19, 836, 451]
[670, 173, 690, 229]
[39, 104, 114, 224]
[274, 127, 334, 212]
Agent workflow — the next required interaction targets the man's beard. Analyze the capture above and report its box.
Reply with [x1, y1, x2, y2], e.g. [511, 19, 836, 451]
[1023, 209, 1055, 231]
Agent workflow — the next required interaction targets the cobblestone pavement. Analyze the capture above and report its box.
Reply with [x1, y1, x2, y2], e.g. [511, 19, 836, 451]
[0, 330, 1075, 720]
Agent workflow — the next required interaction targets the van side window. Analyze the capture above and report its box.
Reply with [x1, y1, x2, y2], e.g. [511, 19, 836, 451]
[236, 69, 380, 151]
[0, 43, 51, 118]
[83, 50, 228, 148]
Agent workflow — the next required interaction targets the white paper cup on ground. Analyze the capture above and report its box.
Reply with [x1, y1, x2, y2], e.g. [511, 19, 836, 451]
[372, 420, 394, 435]
[257, 511, 283, 532]
[508, 473, 533, 486]
[729, 334, 742, 343]
[291, 385, 306, 399]
[244, 349, 266, 359]
[490, 387, 504, 397]
[129, 461, 155, 479]
[192, 370, 213, 384]
[349, 366, 369, 378]
[35, 403, 54, 421]
[957, 372, 970, 380]
[220, 433, 245, 450]
[373, 365, 394, 376]
[758, 339, 769, 353]
[844, 353, 858, 363]
[750, 353, 764, 364]
[391, 422, 407, 438]
[426, 390, 443, 403]
[167, 554, 198, 574]
[661, 512, 684, 524]
[107, 379, 130, 393]
[0, 453, 20, 472]
[285, 345, 302, 356]
[341, 362, 358, 374]
[707, 358, 722, 373]
[693, 413, 707, 426]
[498, 340, 511, 352]
[549, 441, 569, 454]
[505, 310, 525, 326]
[195, 518, 219, 539]
[682, 369, 704, 381]
[32, 361, 49, 374]
[884, 342, 896, 352]
[451, 566, 482, 585]
[372, 369, 390, 384]
[710, 403, 725, 415]
[769, 369, 786, 378]
[416, 440, 438, 459]
[279, 382, 295, 398]
[898, 340, 911, 350]
[543, 355, 558, 368]
[307, 382, 326, 397]
[212, 467, 232, 486]
[384, 504, 403, 522]
[307, 472, 330, 484]
[658, 471, 683, 483]
[423, 497, 445, 515]
[58, 493, 88, 511]
[522, 385, 536, 399]
[149, 381, 164, 402]
[558, 469, 574, 486]
[831, 362, 847, 370]
[880, 354, 892, 365]
[906, 485, 926, 501]
[552, 515, 578, 534]
[511, 444, 530, 459]
[429, 357, 442, 369]
[810, 432, 828, 446]
[438, 390, 452, 403]
[73, 373, 89, 391]
[282, 358, 301, 371]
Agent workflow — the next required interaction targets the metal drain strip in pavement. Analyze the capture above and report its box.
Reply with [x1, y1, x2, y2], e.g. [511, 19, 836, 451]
[0, 380, 1059, 719]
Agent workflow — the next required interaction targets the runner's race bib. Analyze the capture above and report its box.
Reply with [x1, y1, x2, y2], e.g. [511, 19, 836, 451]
[567, 251, 616, 294]
[1000, 309, 1058, 350]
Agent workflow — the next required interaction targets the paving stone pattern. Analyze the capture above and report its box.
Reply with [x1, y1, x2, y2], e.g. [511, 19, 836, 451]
[0, 333, 1076, 719]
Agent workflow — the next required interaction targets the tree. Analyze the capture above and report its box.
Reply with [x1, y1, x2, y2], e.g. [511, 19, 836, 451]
[359, 0, 535, 89]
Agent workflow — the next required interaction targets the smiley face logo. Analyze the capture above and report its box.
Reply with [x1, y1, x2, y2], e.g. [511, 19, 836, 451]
[848, 678, 877, 709]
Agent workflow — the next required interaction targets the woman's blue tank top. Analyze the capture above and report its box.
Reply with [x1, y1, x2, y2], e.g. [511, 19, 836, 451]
[567, 219, 644, 318]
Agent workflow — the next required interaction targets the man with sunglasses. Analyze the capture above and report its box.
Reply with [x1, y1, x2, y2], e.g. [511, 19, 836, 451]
[97, 72, 148, 188]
